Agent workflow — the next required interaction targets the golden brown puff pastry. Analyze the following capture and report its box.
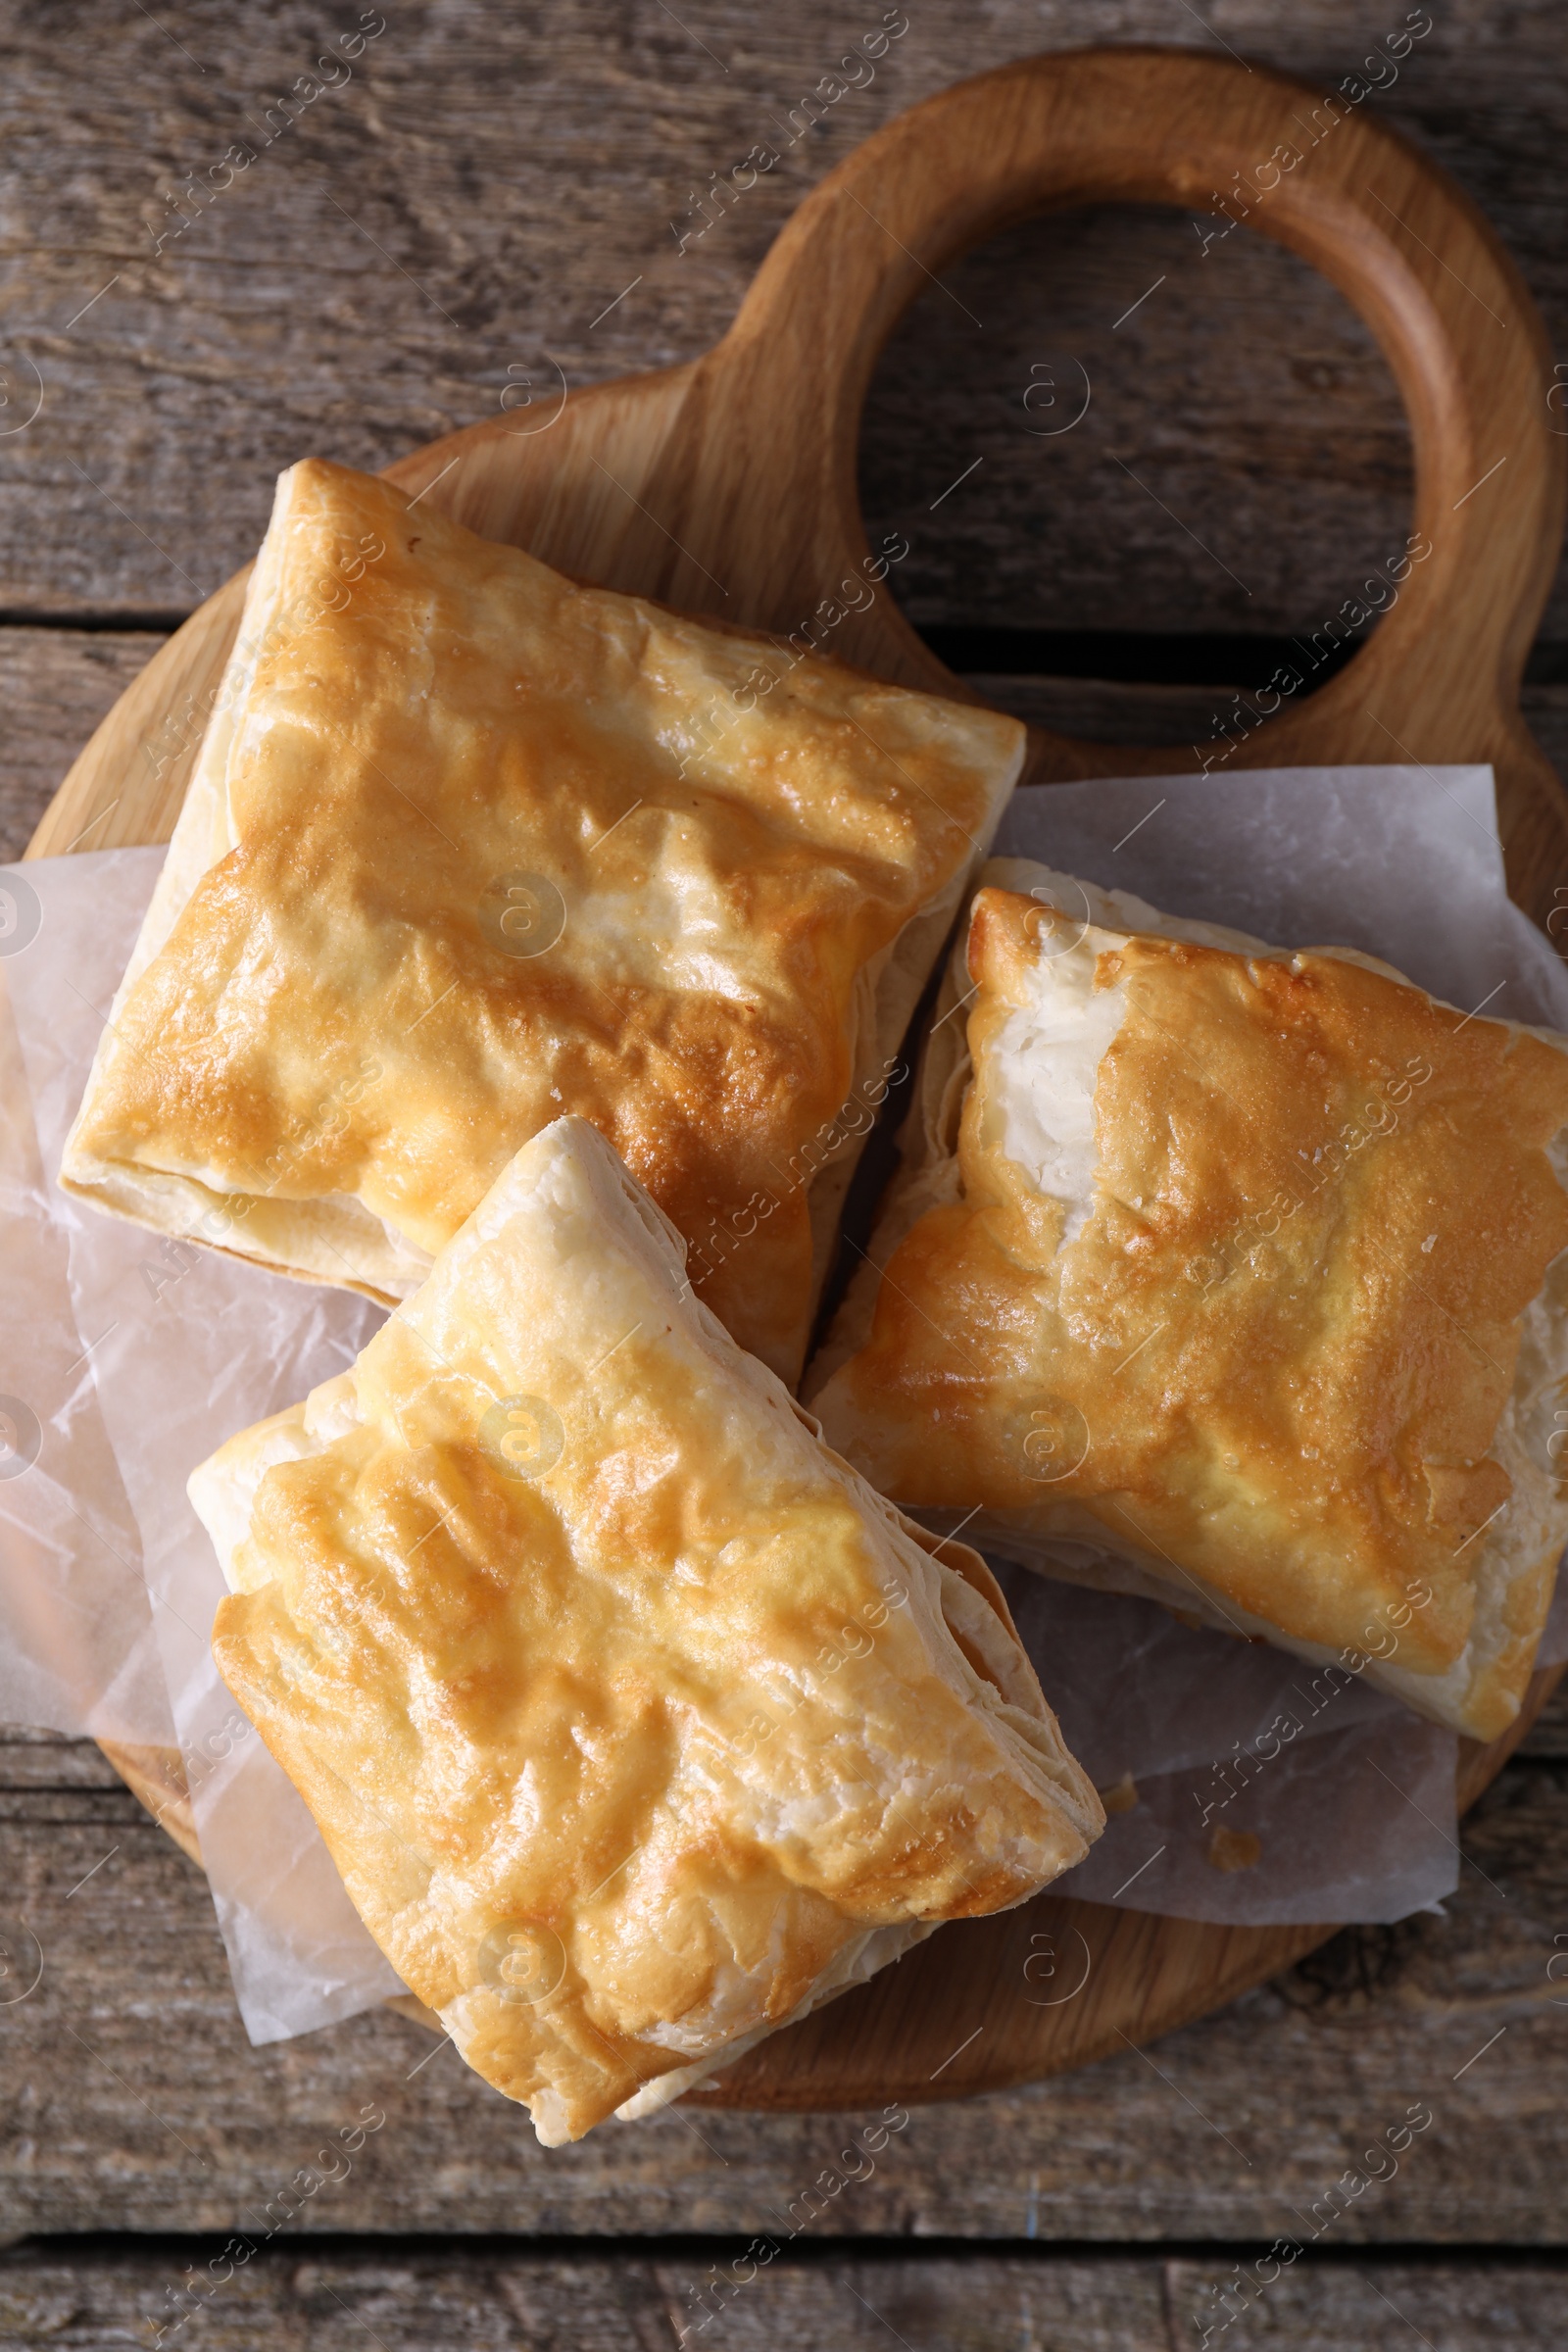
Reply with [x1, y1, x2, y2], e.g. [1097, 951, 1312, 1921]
[60, 460, 1023, 1389]
[807, 859, 1568, 1741]
[191, 1115, 1102, 2144]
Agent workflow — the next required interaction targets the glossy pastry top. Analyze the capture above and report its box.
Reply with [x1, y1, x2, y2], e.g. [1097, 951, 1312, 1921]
[811, 883, 1568, 1677]
[196, 1116, 1101, 2144]
[63, 459, 1022, 1385]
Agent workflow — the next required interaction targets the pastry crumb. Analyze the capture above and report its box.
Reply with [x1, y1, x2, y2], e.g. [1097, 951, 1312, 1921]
[1207, 1826, 1262, 1872]
[1098, 1773, 1139, 1814]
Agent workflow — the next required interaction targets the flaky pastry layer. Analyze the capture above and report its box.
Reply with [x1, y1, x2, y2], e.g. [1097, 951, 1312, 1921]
[808, 858, 1568, 1740]
[62, 460, 1024, 1388]
[193, 1116, 1101, 2143]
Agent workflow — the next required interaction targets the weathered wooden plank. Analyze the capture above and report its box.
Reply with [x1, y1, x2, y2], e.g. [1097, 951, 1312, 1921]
[0, 1727, 126, 1793]
[1156, 2258, 1568, 2350]
[859, 199, 1417, 649]
[0, 2250, 1146, 2352]
[0, 1, 1562, 643]
[2, 2247, 1566, 2350]
[1, 1754, 1565, 2239]
[0, 630, 162, 862]
[1519, 1669, 1568, 1757]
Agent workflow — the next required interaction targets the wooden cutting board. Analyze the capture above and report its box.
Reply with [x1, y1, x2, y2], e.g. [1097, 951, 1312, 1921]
[28, 46, 1568, 2108]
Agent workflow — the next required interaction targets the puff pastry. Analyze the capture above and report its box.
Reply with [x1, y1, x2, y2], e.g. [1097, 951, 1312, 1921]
[192, 1115, 1102, 2143]
[808, 860, 1568, 1740]
[61, 460, 1023, 1388]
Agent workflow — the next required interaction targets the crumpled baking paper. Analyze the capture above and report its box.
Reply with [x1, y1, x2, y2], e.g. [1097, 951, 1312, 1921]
[0, 944, 171, 1747]
[2, 849, 402, 2038]
[0, 762, 1562, 2039]
[991, 760, 1568, 1029]
[999, 1569, 1477, 1924]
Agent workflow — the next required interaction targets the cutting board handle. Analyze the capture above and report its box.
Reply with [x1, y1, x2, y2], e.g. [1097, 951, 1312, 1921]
[34, 47, 1568, 919]
[694, 46, 1568, 915]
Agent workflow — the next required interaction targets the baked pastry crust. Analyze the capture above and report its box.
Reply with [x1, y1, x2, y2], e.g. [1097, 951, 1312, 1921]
[61, 460, 1023, 1387]
[808, 859, 1568, 1740]
[193, 1115, 1102, 2144]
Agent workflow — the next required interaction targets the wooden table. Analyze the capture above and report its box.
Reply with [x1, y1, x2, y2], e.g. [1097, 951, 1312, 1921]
[4, 4, 1568, 2343]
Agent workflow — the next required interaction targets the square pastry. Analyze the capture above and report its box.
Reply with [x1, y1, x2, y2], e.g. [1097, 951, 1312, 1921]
[62, 459, 1023, 1387]
[807, 860, 1568, 1740]
[191, 1116, 1101, 2143]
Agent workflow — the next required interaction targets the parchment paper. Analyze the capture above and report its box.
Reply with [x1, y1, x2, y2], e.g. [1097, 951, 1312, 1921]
[0, 928, 170, 1747]
[3, 850, 403, 2039]
[991, 760, 1568, 1028]
[0, 762, 1561, 2036]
